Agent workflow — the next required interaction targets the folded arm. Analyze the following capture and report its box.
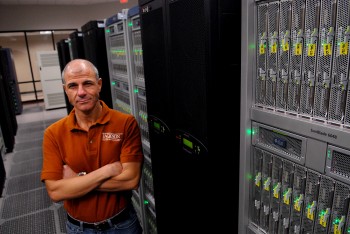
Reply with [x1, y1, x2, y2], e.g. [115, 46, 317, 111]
[44, 161, 122, 202]
[96, 161, 143, 192]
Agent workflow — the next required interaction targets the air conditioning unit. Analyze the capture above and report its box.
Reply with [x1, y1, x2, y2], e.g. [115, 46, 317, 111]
[37, 51, 66, 110]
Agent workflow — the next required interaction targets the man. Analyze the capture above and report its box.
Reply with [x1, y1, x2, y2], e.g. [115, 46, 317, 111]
[41, 59, 144, 234]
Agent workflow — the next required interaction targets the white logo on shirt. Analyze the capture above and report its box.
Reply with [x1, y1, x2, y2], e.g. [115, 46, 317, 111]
[102, 133, 123, 141]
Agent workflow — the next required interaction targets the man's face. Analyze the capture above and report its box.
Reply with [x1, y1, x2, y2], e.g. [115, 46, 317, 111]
[63, 64, 102, 113]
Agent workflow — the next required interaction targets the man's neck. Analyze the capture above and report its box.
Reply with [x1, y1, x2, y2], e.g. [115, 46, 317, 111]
[75, 102, 102, 130]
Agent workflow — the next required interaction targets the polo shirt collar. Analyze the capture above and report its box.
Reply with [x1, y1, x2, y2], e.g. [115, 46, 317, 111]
[68, 100, 111, 131]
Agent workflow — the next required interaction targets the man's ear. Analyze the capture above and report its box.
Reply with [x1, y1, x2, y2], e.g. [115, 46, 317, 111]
[98, 78, 102, 90]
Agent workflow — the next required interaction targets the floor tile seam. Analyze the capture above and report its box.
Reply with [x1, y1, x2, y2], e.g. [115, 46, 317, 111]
[6, 170, 42, 178]
[12, 158, 43, 165]
[2, 186, 46, 198]
[12, 153, 43, 159]
[8, 170, 43, 179]
[13, 147, 43, 152]
[14, 139, 43, 144]
[0, 187, 48, 219]
[15, 135, 44, 140]
[11, 156, 43, 166]
[0, 207, 56, 222]
[11, 146, 43, 153]
[2, 172, 43, 194]
[2, 185, 46, 197]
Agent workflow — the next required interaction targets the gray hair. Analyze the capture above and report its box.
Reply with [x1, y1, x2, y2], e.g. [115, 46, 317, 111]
[61, 59, 99, 84]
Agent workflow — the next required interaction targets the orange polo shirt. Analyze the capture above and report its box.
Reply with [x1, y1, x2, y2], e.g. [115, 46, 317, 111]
[41, 100, 144, 222]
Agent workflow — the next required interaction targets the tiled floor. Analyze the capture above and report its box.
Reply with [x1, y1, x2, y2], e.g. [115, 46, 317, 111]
[0, 101, 68, 233]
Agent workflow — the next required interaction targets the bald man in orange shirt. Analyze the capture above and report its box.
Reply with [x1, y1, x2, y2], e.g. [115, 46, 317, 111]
[41, 59, 144, 234]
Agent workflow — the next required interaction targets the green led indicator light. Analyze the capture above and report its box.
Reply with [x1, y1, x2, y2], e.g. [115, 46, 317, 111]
[106, 29, 110, 33]
[128, 22, 133, 27]
[144, 200, 149, 205]
[134, 88, 138, 93]
[333, 218, 340, 225]
[246, 128, 252, 135]
[294, 195, 301, 204]
[247, 173, 252, 180]
[111, 81, 116, 86]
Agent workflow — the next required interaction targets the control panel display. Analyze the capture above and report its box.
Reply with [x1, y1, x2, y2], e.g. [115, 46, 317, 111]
[175, 130, 208, 156]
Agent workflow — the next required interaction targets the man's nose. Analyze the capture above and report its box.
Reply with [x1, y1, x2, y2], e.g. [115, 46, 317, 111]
[77, 85, 86, 95]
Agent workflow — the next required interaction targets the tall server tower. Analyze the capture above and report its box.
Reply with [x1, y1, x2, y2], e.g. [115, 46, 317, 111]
[57, 39, 71, 115]
[139, 0, 241, 232]
[68, 31, 85, 60]
[81, 20, 113, 109]
[0, 126, 5, 196]
[105, 7, 157, 233]
[0, 73, 15, 153]
[239, 0, 350, 233]
[0, 48, 22, 115]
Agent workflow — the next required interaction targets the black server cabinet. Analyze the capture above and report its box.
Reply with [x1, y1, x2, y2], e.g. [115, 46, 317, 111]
[0, 48, 18, 137]
[139, 2, 173, 233]
[0, 48, 22, 115]
[57, 39, 71, 69]
[68, 31, 85, 60]
[81, 20, 113, 109]
[0, 146, 5, 197]
[139, 0, 241, 233]
[0, 74, 15, 153]
[57, 39, 73, 115]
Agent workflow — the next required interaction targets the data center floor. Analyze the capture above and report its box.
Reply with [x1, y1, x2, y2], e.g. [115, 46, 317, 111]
[0, 101, 68, 233]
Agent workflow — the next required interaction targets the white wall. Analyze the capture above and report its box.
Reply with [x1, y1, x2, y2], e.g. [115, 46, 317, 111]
[0, 1, 138, 31]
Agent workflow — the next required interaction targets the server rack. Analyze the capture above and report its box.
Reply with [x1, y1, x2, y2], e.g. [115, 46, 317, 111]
[240, 1, 350, 234]
[0, 125, 5, 197]
[139, 0, 240, 233]
[81, 20, 113, 109]
[0, 48, 22, 115]
[105, 7, 157, 234]
[0, 79, 7, 197]
[56, 39, 72, 115]
[68, 31, 85, 60]
[0, 73, 15, 153]
[128, 7, 157, 234]
[57, 39, 71, 71]
[105, 11, 134, 114]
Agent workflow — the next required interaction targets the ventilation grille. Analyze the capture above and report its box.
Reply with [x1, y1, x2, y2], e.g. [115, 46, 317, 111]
[326, 145, 350, 184]
[39, 53, 59, 67]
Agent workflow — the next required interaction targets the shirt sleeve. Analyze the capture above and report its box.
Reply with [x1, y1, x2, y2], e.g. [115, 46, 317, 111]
[120, 115, 144, 163]
[40, 128, 64, 182]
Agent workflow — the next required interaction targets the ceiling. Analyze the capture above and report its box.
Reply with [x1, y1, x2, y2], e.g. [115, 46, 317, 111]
[0, 0, 125, 5]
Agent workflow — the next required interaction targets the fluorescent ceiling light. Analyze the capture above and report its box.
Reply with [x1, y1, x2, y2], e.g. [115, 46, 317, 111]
[40, 31, 52, 34]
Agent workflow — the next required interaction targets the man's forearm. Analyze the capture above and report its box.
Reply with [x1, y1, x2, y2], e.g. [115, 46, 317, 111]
[46, 162, 123, 202]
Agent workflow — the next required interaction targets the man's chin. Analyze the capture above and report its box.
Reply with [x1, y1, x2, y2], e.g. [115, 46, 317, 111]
[75, 102, 93, 110]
